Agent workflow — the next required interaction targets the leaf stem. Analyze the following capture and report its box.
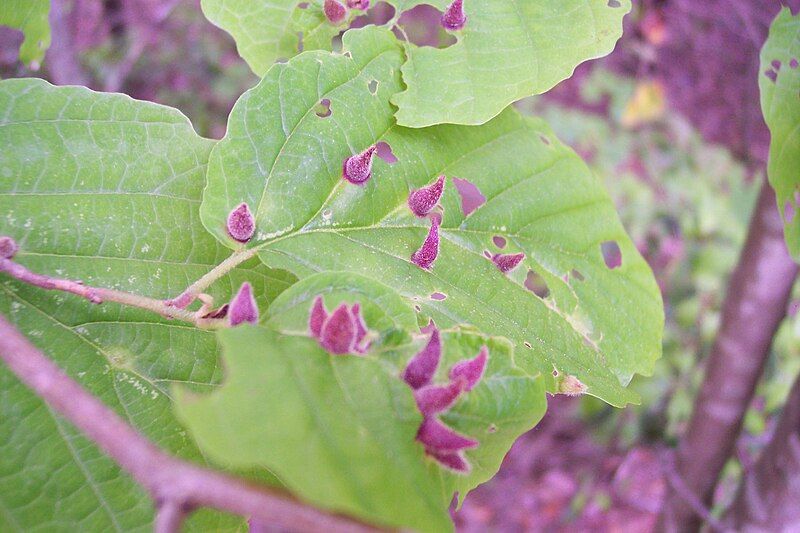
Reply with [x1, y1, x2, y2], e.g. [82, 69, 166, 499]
[166, 247, 259, 309]
[0, 314, 383, 533]
[0, 257, 225, 329]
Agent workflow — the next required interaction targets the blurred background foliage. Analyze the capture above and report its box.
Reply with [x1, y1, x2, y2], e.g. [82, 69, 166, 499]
[3, 0, 800, 529]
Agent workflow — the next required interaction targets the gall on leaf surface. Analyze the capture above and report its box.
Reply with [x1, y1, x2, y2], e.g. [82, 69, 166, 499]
[0, 79, 295, 532]
[175, 273, 546, 531]
[0, 0, 51, 67]
[759, 8, 800, 261]
[200, 26, 663, 407]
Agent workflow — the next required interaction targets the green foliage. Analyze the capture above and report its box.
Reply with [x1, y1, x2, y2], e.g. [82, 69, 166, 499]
[198, 0, 630, 126]
[0, 79, 295, 531]
[760, 8, 800, 261]
[0, 0, 50, 67]
[176, 273, 546, 531]
[200, 26, 663, 407]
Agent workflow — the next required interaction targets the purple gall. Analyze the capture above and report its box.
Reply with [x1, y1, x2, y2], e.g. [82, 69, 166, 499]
[408, 175, 445, 217]
[342, 145, 377, 185]
[441, 0, 466, 31]
[324, 0, 347, 24]
[320, 303, 357, 354]
[491, 252, 525, 273]
[346, 0, 370, 9]
[427, 449, 470, 473]
[411, 215, 440, 270]
[350, 302, 371, 353]
[414, 380, 465, 416]
[402, 328, 441, 389]
[309, 296, 328, 338]
[416, 417, 478, 452]
[0, 236, 18, 259]
[226, 203, 255, 243]
[449, 345, 488, 392]
[229, 282, 259, 326]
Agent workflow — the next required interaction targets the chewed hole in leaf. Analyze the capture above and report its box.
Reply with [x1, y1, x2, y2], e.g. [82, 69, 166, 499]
[368, 79, 378, 94]
[523, 341, 532, 349]
[396, 5, 457, 49]
[772, 59, 782, 71]
[607, 0, 621, 7]
[524, 269, 549, 298]
[483, 250, 492, 259]
[487, 424, 497, 433]
[315, 98, 332, 118]
[539, 134, 551, 146]
[492, 235, 506, 249]
[297, 32, 304, 52]
[375, 141, 398, 164]
[601, 241, 622, 269]
[352, 2, 395, 26]
[791, 58, 799, 69]
[765, 69, 778, 83]
[570, 269, 585, 282]
[453, 177, 486, 217]
[430, 292, 447, 301]
[298, 2, 309, 7]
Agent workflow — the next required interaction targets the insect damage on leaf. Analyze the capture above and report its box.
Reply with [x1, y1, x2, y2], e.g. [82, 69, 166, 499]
[411, 214, 441, 270]
[441, 0, 467, 31]
[408, 175, 445, 217]
[226, 202, 256, 243]
[324, 0, 348, 25]
[308, 296, 371, 354]
[342, 145, 377, 185]
[491, 252, 525, 274]
[229, 282, 260, 326]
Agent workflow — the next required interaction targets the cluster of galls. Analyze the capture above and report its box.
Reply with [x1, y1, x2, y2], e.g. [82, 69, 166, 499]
[402, 324, 488, 473]
[323, 0, 370, 25]
[308, 296, 371, 354]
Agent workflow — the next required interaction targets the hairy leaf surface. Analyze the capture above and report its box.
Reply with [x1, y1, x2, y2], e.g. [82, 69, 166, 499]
[200, 26, 663, 407]
[760, 8, 800, 261]
[0, 79, 293, 531]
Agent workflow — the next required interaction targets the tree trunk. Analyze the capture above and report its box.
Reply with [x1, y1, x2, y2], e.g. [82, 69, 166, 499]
[657, 180, 799, 532]
[722, 371, 800, 530]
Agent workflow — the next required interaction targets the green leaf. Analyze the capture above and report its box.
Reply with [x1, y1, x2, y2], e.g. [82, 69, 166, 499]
[200, 0, 341, 76]
[0, 0, 51, 67]
[175, 286, 545, 531]
[200, 26, 663, 408]
[760, 8, 800, 261]
[0, 78, 294, 531]
[392, 0, 631, 126]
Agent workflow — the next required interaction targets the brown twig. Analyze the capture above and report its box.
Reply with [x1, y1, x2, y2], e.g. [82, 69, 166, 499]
[0, 314, 383, 533]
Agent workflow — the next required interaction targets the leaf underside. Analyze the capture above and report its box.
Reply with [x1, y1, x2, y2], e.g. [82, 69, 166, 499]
[760, 8, 800, 262]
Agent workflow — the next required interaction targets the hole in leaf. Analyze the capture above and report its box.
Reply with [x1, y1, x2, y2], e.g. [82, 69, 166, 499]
[430, 292, 447, 301]
[552, 369, 559, 377]
[765, 69, 778, 83]
[772, 59, 782, 71]
[524, 341, 532, 349]
[314, 98, 332, 118]
[601, 241, 622, 269]
[395, 5, 457, 49]
[483, 250, 492, 259]
[351, 2, 395, 27]
[608, 0, 621, 7]
[298, 2, 309, 7]
[414, 304, 421, 312]
[453, 177, 486, 217]
[524, 269, 550, 298]
[368, 79, 378, 94]
[791, 58, 799, 69]
[297, 32, 304, 52]
[570, 269, 585, 281]
[375, 141, 397, 164]
[786, 201, 796, 223]
[492, 235, 506, 249]
[487, 424, 497, 433]
[539, 134, 551, 146]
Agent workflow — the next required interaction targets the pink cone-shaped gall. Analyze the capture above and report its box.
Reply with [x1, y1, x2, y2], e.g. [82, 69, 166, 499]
[492, 252, 525, 273]
[0, 236, 18, 259]
[414, 380, 465, 416]
[427, 449, 470, 473]
[320, 303, 357, 354]
[449, 345, 488, 392]
[227, 203, 255, 243]
[417, 417, 478, 452]
[342, 145, 377, 185]
[324, 0, 347, 24]
[411, 215, 440, 270]
[346, 0, 370, 9]
[402, 328, 441, 389]
[420, 318, 437, 334]
[441, 0, 466, 31]
[309, 296, 328, 339]
[350, 303, 371, 353]
[229, 282, 259, 326]
[408, 175, 445, 217]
